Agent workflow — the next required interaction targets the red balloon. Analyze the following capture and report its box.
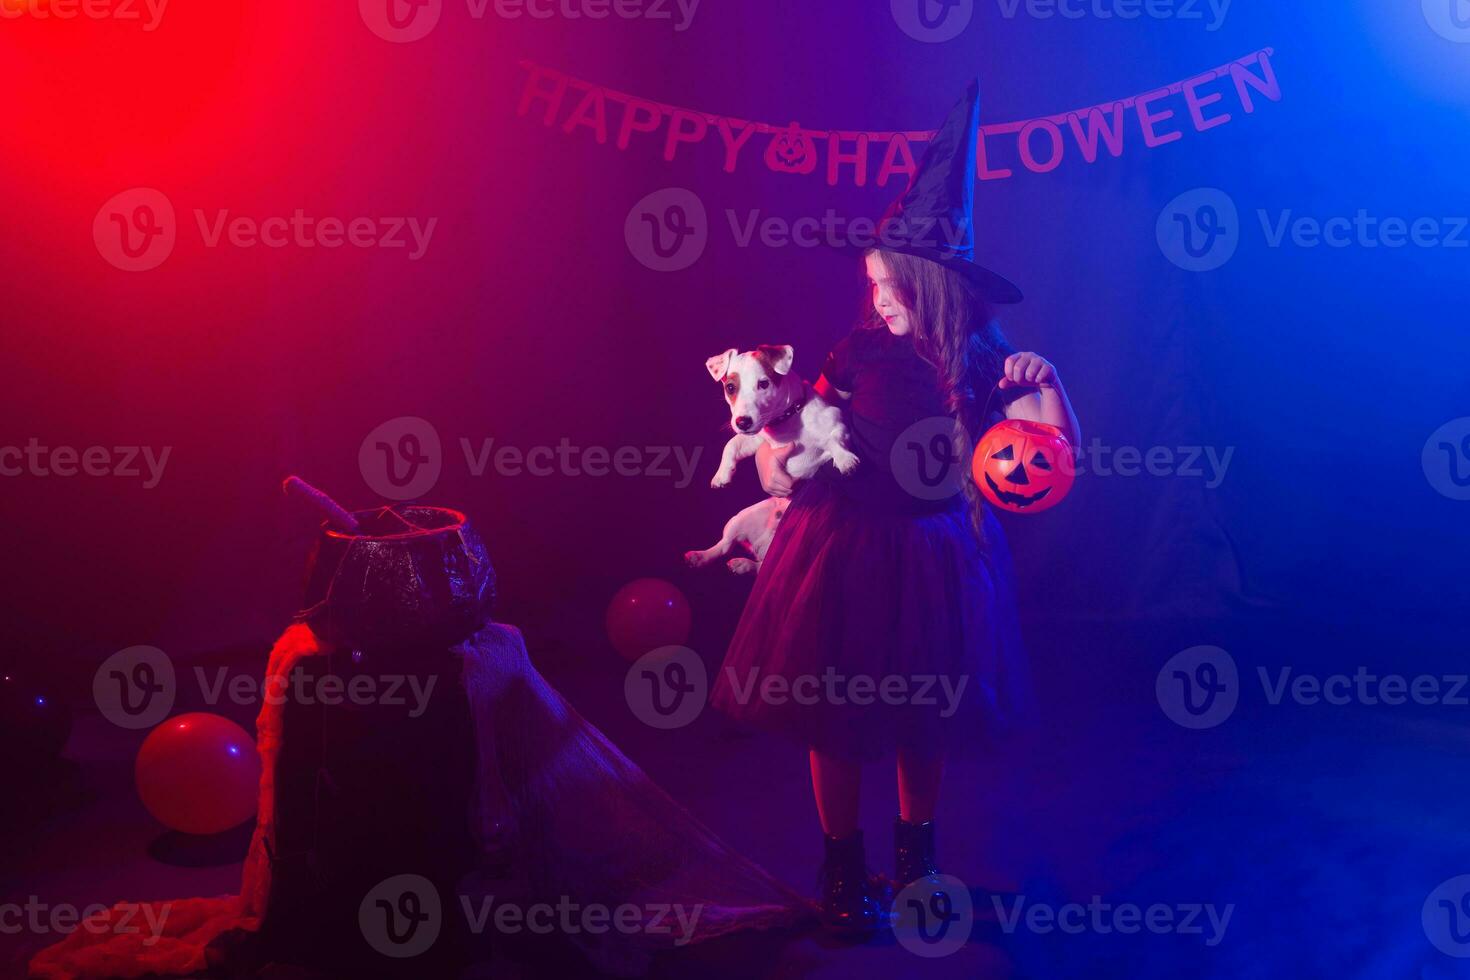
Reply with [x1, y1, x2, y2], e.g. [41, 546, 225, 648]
[135, 712, 260, 835]
[605, 578, 692, 661]
[972, 419, 1076, 514]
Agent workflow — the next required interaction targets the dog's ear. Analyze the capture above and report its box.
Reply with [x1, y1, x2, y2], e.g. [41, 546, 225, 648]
[705, 348, 738, 381]
[757, 344, 795, 376]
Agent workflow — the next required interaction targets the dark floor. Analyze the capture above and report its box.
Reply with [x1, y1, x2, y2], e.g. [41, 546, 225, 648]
[4, 610, 1470, 979]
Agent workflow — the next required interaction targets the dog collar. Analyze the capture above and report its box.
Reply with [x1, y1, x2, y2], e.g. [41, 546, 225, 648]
[766, 389, 807, 429]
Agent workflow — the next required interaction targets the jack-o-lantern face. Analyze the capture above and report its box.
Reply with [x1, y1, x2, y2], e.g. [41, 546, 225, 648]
[764, 122, 818, 175]
[971, 419, 1075, 514]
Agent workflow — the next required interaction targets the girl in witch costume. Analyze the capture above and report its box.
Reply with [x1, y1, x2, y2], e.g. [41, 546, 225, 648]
[710, 81, 1082, 938]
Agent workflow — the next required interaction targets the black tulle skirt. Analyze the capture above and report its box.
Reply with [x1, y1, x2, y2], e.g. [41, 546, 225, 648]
[712, 476, 1034, 763]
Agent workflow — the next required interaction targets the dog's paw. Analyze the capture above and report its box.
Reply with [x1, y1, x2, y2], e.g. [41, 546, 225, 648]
[834, 451, 860, 475]
[684, 550, 709, 567]
[710, 472, 732, 489]
[726, 558, 758, 575]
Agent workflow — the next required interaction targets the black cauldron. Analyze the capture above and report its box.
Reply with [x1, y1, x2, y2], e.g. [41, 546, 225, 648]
[297, 506, 495, 652]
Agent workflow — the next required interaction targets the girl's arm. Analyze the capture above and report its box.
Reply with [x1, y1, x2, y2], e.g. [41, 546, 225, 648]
[999, 351, 1081, 447]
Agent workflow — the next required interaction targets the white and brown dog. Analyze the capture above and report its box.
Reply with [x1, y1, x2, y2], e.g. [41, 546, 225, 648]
[684, 344, 858, 574]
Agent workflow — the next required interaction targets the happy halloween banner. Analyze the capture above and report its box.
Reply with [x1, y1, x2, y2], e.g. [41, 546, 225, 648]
[517, 48, 1279, 187]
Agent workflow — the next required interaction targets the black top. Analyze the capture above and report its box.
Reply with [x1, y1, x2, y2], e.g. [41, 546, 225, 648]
[815, 324, 1026, 513]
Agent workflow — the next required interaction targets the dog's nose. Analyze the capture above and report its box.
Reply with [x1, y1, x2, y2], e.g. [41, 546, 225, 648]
[735, 416, 754, 432]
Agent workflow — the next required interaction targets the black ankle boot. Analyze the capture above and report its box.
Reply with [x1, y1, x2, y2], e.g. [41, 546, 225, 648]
[894, 815, 940, 886]
[817, 830, 881, 939]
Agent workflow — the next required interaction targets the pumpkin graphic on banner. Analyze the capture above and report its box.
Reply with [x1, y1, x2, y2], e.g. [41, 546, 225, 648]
[764, 122, 818, 175]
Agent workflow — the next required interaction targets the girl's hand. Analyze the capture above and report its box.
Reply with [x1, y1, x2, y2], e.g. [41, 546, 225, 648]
[1001, 351, 1082, 447]
[755, 442, 797, 497]
[1000, 351, 1061, 389]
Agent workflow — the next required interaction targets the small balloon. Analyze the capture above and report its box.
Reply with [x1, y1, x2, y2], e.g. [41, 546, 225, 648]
[605, 578, 692, 662]
[135, 712, 260, 835]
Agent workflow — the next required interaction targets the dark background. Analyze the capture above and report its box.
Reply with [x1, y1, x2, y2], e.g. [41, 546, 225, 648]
[4, 4, 1470, 977]
[2, 0, 1466, 679]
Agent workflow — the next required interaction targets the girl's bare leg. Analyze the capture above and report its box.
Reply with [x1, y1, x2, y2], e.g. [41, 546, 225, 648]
[809, 747, 862, 838]
[896, 745, 944, 824]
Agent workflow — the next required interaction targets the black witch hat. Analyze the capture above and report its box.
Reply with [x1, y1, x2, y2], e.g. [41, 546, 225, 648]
[874, 80, 1023, 304]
